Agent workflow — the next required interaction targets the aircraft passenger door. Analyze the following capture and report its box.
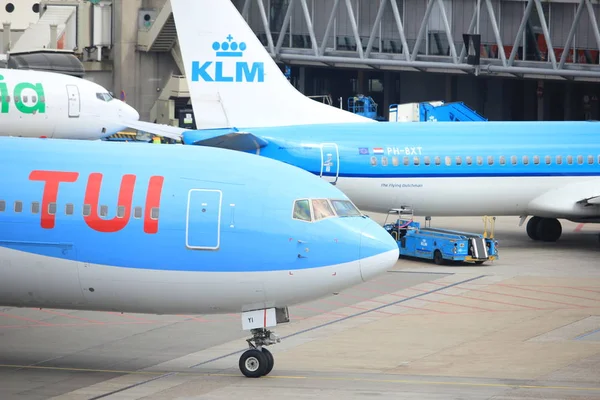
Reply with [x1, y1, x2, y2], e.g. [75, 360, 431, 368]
[320, 143, 340, 185]
[66, 84, 80, 118]
[186, 189, 222, 250]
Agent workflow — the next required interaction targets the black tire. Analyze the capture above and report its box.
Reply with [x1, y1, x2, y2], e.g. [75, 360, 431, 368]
[474, 261, 485, 265]
[526, 216, 541, 240]
[261, 348, 274, 376]
[433, 250, 444, 265]
[239, 349, 268, 378]
[536, 218, 562, 242]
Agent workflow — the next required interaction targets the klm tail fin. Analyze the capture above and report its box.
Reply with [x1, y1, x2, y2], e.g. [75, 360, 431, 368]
[170, 0, 374, 129]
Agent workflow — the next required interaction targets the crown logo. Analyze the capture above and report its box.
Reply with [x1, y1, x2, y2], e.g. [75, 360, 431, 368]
[212, 34, 246, 57]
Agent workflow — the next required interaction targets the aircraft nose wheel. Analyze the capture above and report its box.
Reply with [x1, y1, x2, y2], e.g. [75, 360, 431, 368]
[239, 328, 279, 377]
[239, 349, 268, 378]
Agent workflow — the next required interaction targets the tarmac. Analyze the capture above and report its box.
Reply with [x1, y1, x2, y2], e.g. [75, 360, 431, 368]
[0, 215, 599, 399]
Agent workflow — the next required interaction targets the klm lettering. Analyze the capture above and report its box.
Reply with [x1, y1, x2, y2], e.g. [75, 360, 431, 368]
[191, 61, 264, 83]
[0, 74, 46, 114]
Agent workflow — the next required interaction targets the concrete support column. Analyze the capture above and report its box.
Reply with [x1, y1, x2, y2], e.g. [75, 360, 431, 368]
[357, 70, 367, 94]
[112, 0, 143, 109]
[298, 66, 306, 94]
[383, 71, 394, 120]
[2, 23, 11, 53]
[564, 82, 573, 120]
[536, 80, 544, 121]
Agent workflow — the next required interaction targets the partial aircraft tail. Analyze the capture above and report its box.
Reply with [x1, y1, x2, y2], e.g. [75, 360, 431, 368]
[170, 0, 375, 129]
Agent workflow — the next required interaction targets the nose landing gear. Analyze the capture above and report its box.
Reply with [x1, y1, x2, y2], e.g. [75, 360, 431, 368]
[239, 328, 280, 378]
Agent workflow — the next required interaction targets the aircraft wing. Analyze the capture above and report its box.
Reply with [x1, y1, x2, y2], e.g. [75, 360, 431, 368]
[182, 129, 269, 152]
[527, 179, 600, 217]
[120, 120, 188, 141]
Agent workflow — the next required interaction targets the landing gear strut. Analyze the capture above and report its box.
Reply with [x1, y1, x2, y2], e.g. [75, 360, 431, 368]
[526, 216, 562, 242]
[238, 328, 280, 378]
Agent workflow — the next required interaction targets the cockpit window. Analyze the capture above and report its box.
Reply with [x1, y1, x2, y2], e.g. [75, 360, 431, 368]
[330, 200, 362, 217]
[293, 199, 311, 221]
[96, 92, 114, 102]
[311, 199, 335, 220]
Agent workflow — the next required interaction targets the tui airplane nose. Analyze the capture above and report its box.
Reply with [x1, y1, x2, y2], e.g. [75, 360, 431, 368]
[359, 219, 399, 282]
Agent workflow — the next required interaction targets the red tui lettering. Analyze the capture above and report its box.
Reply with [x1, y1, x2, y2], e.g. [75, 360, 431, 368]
[83, 173, 136, 233]
[29, 170, 79, 229]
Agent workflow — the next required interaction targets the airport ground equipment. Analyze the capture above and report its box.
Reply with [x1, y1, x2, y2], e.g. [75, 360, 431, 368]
[388, 101, 487, 122]
[383, 209, 498, 265]
[347, 94, 387, 121]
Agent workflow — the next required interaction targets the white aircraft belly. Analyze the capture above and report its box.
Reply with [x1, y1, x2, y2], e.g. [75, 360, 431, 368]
[0, 246, 367, 314]
[337, 176, 594, 216]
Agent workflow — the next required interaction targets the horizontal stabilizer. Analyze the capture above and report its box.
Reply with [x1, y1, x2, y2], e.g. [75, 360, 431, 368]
[121, 120, 188, 141]
[182, 128, 268, 151]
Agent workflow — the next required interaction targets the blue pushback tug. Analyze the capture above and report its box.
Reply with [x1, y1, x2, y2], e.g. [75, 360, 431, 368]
[383, 208, 498, 265]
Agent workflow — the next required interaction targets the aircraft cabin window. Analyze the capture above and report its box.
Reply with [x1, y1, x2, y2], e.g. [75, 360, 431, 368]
[83, 204, 91, 216]
[4, 96, 9, 103]
[66, 204, 74, 215]
[0, 200, 5, 212]
[48, 202, 57, 215]
[511, 155, 517, 165]
[39, 96, 45, 103]
[434, 156, 441, 166]
[293, 200, 311, 221]
[413, 156, 420, 166]
[381, 156, 388, 167]
[466, 156, 472, 166]
[577, 155, 583, 165]
[499, 156, 506, 166]
[445, 156, 451, 166]
[134, 206, 142, 219]
[100, 205, 108, 217]
[424, 156, 431, 166]
[31, 202, 40, 214]
[312, 199, 335, 221]
[545, 156, 551, 165]
[151, 207, 160, 220]
[117, 206, 125, 218]
[598, 155, 600, 164]
[588, 155, 594, 164]
[14, 201, 22, 213]
[488, 156, 494, 166]
[22, 96, 28, 103]
[392, 156, 399, 166]
[567, 155, 573, 165]
[522, 156, 529, 165]
[370, 156, 377, 166]
[32, 96, 37, 103]
[14, 96, 20, 103]
[455, 156, 462, 166]
[330, 200, 361, 217]
[476, 156, 483, 166]
[556, 155, 563, 165]
[403, 156, 409, 166]
[533, 156, 539, 165]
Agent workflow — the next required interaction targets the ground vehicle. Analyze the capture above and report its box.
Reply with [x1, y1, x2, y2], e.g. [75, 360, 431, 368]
[383, 208, 498, 265]
[388, 101, 487, 122]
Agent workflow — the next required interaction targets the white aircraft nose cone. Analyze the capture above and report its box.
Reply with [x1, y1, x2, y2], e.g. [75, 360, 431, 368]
[358, 221, 399, 282]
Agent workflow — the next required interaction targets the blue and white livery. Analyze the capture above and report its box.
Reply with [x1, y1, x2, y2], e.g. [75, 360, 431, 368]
[0, 137, 399, 377]
[141, 0, 600, 243]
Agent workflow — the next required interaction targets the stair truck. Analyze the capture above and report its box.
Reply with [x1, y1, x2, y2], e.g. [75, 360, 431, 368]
[388, 101, 487, 122]
[382, 208, 498, 265]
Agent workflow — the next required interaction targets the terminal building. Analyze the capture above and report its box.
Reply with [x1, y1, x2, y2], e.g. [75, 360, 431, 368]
[2, 0, 600, 124]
